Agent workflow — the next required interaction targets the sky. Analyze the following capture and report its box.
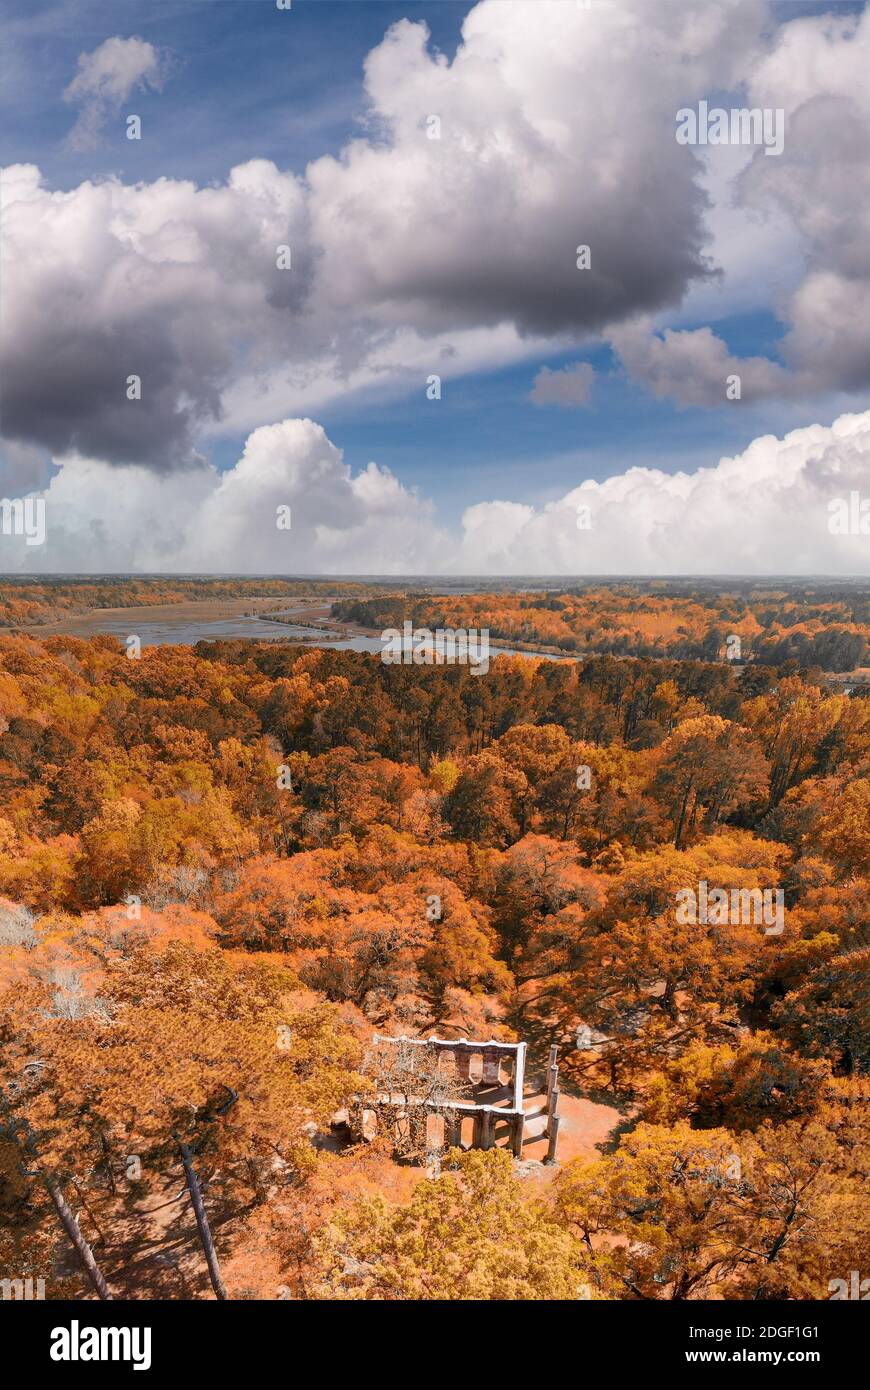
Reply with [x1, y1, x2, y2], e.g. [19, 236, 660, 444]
[1, 0, 869, 574]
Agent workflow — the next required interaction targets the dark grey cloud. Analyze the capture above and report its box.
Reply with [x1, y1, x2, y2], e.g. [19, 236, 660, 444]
[21, 0, 870, 469]
[0, 161, 313, 468]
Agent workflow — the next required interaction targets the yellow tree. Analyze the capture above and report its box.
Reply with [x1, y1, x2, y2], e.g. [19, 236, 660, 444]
[558, 1116, 868, 1300]
[0, 937, 364, 1298]
[640, 1034, 831, 1130]
[312, 1148, 589, 1300]
[742, 680, 845, 807]
[774, 946, 870, 1076]
[548, 835, 783, 1089]
[652, 716, 769, 848]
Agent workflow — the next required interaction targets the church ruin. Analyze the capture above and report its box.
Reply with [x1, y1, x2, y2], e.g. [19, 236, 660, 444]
[352, 1034, 555, 1160]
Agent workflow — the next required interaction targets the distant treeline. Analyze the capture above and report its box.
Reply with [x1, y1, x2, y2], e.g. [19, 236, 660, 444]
[0, 578, 384, 628]
[334, 584, 870, 671]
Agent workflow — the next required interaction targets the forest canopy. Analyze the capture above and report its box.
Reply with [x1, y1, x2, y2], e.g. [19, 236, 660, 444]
[0, 606, 867, 1301]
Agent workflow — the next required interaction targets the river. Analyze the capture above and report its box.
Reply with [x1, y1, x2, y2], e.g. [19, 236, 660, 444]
[41, 601, 572, 662]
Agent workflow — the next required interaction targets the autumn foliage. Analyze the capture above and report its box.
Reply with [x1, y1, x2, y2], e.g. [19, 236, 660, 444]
[0, 602, 867, 1300]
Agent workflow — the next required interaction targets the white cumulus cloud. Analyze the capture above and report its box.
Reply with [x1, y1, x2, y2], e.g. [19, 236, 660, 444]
[3, 410, 870, 577]
[454, 409, 870, 575]
[1, 419, 444, 575]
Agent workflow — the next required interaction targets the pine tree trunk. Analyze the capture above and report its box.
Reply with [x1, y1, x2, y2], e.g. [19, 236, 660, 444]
[176, 1136, 228, 1300]
[44, 1171, 114, 1300]
[0, 1089, 114, 1301]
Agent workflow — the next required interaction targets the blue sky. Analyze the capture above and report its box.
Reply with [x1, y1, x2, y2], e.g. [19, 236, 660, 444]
[1, 3, 470, 187]
[2, 0, 869, 573]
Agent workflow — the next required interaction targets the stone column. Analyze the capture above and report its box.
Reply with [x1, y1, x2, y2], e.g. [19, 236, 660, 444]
[510, 1111, 524, 1158]
[409, 1110, 427, 1152]
[513, 1042, 527, 1111]
[454, 1048, 472, 1082]
[446, 1110, 463, 1149]
[546, 1044, 559, 1102]
[545, 1116, 560, 1164]
[546, 1086, 560, 1138]
[479, 1108, 495, 1151]
[482, 1050, 501, 1086]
